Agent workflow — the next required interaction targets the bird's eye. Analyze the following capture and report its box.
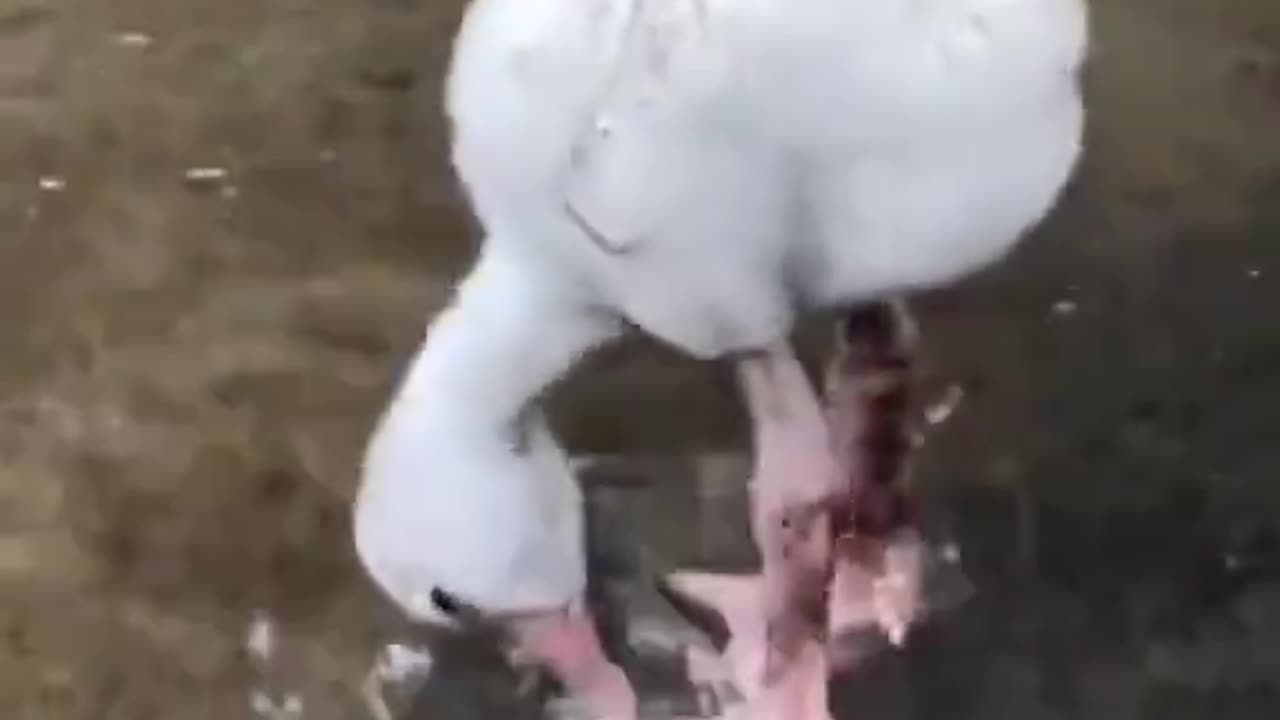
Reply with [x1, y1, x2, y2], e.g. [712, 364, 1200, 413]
[430, 587, 462, 616]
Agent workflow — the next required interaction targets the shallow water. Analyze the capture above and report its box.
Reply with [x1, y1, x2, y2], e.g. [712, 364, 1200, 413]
[1, 0, 1278, 718]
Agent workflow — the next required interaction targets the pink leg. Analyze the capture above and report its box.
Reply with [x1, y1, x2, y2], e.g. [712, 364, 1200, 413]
[737, 345, 843, 672]
[505, 604, 637, 720]
[666, 343, 844, 720]
[666, 305, 937, 717]
[824, 301, 928, 657]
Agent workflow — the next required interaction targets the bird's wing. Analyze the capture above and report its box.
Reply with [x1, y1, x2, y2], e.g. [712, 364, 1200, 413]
[447, 0, 770, 251]
[555, 0, 748, 255]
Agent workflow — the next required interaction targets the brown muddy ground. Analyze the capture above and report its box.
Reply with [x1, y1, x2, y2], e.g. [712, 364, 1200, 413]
[1, 1, 1279, 719]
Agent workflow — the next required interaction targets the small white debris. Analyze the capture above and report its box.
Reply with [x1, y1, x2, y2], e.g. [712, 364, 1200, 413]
[245, 611, 276, 663]
[375, 643, 435, 684]
[1051, 299, 1078, 317]
[1246, 268, 1262, 280]
[250, 689, 304, 720]
[363, 643, 435, 720]
[38, 176, 66, 192]
[318, 148, 338, 164]
[114, 31, 154, 48]
[184, 166, 229, 183]
[1225, 553, 1241, 571]
[940, 542, 962, 564]
[249, 689, 276, 717]
[220, 184, 240, 199]
[924, 384, 965, 426]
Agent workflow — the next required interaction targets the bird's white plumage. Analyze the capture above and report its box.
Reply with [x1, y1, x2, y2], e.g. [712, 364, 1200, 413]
[355, 248, 619, 623]
[355, 0, 1088, 624]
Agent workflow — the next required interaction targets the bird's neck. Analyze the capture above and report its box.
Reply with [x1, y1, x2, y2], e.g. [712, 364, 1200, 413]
[390, 249, 615, 433]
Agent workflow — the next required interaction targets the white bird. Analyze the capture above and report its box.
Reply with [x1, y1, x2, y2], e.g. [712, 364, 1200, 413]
[353, 0, 1088, 718]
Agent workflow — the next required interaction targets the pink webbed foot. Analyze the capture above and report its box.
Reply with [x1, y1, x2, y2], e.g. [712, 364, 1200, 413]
[662, 573, 765, 704]
[659, 565, 906, 718]
[506, 606, 637, 720]
[661, 572, 833, 720]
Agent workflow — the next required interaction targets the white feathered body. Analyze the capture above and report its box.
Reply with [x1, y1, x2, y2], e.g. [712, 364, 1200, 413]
[448, 0, 1088, 356]
[355, 0, 1088, 623]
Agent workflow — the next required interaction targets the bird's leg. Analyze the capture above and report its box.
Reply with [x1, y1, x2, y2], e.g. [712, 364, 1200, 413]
[738, 344, 843, 674]
[662, 304, 935, 717]
[824, 301, 928, 656]
[665, 342, 842, 720]
[506, 605, 637, 720]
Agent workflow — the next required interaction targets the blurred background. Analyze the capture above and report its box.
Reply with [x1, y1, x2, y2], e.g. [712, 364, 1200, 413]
[1, 0, 1278, 718]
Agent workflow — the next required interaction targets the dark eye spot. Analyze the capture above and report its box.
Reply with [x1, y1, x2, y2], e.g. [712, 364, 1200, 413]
[431, 587, 462, 616]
